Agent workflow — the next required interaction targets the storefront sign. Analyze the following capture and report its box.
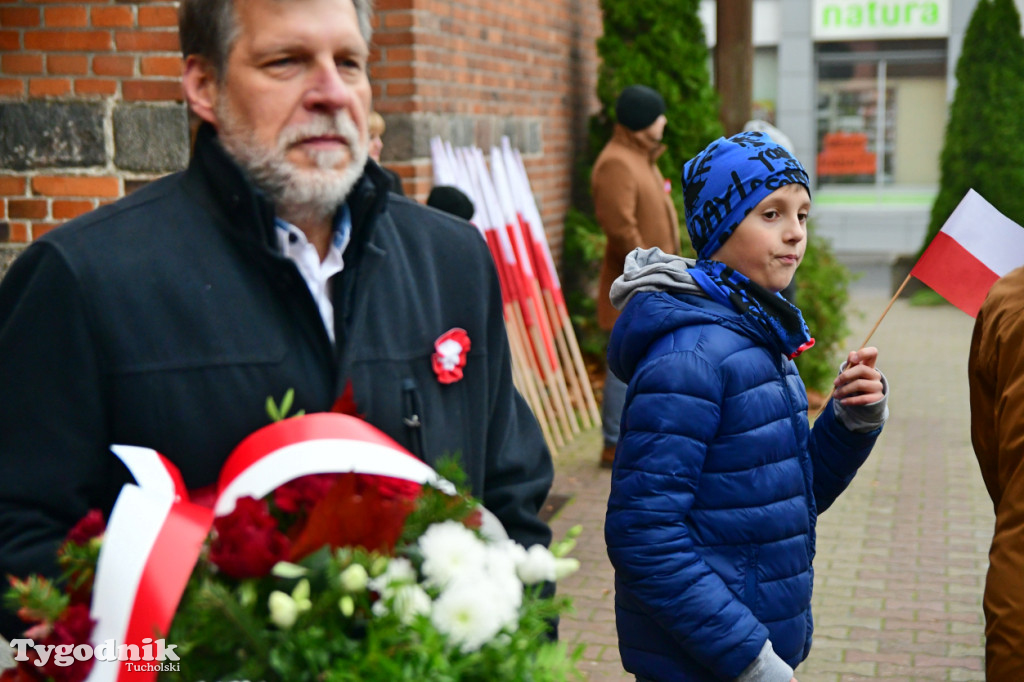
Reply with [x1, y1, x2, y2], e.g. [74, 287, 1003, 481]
[817, 132, 877, 179]
[812, 0, 950, 40]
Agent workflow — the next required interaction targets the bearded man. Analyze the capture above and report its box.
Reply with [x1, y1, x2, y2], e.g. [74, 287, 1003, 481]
[0, 0, 553, 640]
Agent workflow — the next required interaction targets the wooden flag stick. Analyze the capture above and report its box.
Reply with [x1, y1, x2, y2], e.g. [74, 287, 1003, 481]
[808, 273, 913, 421]
[556, 301, 602, 426]
[505, 304, 559, 454]
[526, 279, 580, 436]
[527, 317, 575, 439]
[543, 290, 593, 429]
[510, 300, 566, 448]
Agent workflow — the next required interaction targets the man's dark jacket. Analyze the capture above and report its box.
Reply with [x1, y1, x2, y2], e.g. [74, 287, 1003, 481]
[0, 124, 553, 638]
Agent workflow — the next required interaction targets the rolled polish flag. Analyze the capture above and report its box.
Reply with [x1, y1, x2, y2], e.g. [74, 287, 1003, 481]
[911, 189, 1024, 317]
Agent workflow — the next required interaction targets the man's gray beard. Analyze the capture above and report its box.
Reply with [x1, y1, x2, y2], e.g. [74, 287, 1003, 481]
[216, 106, 368, 224]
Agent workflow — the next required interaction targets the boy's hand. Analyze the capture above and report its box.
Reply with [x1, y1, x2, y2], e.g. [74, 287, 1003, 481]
[834, 346, 884, 406]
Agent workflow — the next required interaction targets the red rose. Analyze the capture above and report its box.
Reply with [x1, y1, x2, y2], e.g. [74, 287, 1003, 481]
[0, 667, 46, 682]
[35, 604, 95, 682]
[274, 474, 339, 515]
[65, 510, 105, 546]
[0, 669, 43, 682]
[209, 497, 290, 579]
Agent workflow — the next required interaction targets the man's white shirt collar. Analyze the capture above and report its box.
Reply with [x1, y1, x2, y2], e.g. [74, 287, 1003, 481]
[274, 205, 352, 343]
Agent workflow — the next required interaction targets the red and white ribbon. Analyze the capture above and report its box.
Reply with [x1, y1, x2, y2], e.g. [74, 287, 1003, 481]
[85, 413, 455, 682]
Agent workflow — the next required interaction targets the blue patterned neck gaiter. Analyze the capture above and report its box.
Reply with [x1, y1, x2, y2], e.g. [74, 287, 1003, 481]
[690, 260, 815, 360]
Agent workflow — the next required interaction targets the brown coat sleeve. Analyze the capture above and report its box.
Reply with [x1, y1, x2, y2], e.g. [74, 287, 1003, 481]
[594, 156, 643, 270]
[969, 266, 1024, 678]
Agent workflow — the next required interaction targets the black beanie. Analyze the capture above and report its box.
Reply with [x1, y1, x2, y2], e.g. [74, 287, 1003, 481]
[427, 185, 475, 221]
[615, 85, 666, 131]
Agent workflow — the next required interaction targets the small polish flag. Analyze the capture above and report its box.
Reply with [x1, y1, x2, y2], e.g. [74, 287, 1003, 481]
[910, 189, 1024, 317]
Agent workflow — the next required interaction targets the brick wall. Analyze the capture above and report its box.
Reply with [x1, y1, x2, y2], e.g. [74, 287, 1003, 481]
[0, 0, 602, 272]
[0, 0, 188, 250]
[373, 0, 602, 260]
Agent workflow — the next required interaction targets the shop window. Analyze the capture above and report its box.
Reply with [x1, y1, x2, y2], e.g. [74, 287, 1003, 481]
[816, 40, 946, 187]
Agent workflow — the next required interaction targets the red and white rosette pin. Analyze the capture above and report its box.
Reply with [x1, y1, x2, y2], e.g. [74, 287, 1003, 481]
[432, 328, 470, 384]
[86, 413, 455, 682]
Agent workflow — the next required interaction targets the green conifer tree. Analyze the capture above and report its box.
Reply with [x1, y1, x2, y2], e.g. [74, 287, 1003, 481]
[564, 0, 724, 356]
[921, 0, 1024, 254]
[590, 0, 722, 187]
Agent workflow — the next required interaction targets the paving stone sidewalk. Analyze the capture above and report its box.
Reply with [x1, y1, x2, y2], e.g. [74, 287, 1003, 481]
[548, 291, 992, 681]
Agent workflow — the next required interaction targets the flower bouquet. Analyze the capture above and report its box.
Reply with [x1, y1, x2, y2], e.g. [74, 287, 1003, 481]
[3, 405, 582, 681]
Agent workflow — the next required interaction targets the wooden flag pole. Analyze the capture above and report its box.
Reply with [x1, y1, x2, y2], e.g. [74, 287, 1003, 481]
[525, 277, 580, 436]
[495, 246, 567, 450]
[526, 308, 575, 439]
[543, 290, 592, 429]
[554, 299, 602, 426]
[492, 239, 566, 450]
[511, 299, 567, 447]
[808, 273, 913, 421]
[505, 304, 560, 454]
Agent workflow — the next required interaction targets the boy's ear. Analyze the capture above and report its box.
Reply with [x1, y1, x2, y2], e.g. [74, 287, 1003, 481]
[182, 55, 219, 126]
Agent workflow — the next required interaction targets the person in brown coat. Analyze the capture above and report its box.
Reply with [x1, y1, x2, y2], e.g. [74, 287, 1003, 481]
[969, 265, 1024, 680]
[592, 85, 681, 468]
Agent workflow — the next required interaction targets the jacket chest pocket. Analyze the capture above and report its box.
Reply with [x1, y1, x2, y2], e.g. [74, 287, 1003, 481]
[347, 360, 473, 469]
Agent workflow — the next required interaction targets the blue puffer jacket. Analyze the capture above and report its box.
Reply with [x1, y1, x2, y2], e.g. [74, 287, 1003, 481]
[604, 258, 881, 681]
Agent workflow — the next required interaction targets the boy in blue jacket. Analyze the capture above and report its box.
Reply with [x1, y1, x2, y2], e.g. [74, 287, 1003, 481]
[604, 131, 889, 682]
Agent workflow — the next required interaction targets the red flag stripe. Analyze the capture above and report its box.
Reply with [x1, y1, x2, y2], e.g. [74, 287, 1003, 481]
[217, 412, 411, 494]
[117, 501, 213, 681]
[911, 230, 1000, 317]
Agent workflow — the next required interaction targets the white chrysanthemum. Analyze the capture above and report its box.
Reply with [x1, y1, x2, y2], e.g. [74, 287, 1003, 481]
[418, 521, 487, 589]
[430, 576, 510, 652]
[487, 539, 527, 572]
[484, 543, 524, 609]
[369, 557, 417, 594]
[516, 544, 558, 584]
[373, 583, 433, 624]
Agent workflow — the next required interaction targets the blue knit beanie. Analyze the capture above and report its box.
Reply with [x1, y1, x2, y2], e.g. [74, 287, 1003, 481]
[681, 130, 810, 259]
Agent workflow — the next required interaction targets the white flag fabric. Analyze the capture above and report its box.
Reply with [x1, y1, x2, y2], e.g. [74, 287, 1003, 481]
[911, 189, 1024, 317]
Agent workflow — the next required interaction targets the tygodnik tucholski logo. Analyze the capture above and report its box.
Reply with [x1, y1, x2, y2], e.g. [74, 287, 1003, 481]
[8, 637, 181, 672]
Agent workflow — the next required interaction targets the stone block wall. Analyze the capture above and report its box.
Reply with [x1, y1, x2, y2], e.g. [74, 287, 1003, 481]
[0, 0, 188, 256]
[0, 0, 602, 277]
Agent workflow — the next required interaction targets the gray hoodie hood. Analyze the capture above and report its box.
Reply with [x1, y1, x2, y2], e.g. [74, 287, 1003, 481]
[609, 247, 706, 311]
